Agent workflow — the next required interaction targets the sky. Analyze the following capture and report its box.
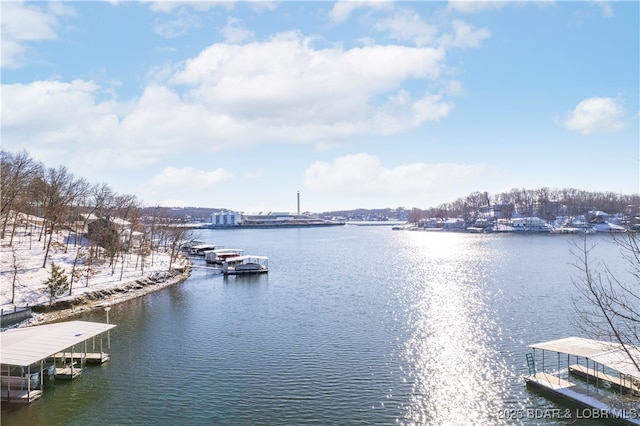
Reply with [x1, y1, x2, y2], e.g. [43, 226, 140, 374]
[1, 1, 638, 214]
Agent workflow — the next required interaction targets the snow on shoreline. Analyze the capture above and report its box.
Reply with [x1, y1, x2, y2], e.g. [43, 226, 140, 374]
[1, 223, 191, 329]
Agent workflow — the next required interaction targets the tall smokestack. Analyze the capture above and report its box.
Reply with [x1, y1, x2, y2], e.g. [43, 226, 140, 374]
[297, 191, 300, 216]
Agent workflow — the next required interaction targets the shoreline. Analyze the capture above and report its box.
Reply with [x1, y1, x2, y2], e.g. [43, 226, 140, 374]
[0, 217, 195, 330]
[5, 266, 192, 329]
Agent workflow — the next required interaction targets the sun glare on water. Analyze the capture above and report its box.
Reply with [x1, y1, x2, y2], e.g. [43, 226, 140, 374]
[399, 232, 509, 425]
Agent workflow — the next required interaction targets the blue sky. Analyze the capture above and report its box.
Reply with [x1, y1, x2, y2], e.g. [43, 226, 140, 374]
[2, 1, 638, 213]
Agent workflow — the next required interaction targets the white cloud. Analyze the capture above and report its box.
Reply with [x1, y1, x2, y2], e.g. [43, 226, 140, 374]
[138, 166, 233, 207]
[170, 31, 452, 133]
[371, 90, 455, 133]
[1, 1, 73, 68]
[115, 85, 242, 163]
[146, 166, 233, 190]
[221, 16, 254, 43]
[146, 1, 234, 14]
[148, 1, 236, 38]
[373, 9, 438, 47]
[303, 153, 494, 196]
[247, 1, 277, 13]
[447, 1, 509, 14]
[592, 0, 614, 18]
[2, 33, 458, 177]
[371, 9, 491, 50]
[154, 12, 201, 39]
[2, 80, 101, 128]
[47, 2, 76, 17]
[562, 97, 626, 135]
[1, 80, 124, 172]
[441, 20, 491, 48]
[328, 1, 393, 24]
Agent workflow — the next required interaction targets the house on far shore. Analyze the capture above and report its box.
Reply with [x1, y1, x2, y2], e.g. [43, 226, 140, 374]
[443, 218, 465, 231]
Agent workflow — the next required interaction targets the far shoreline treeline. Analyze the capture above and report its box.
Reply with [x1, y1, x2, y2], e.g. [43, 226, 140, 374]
[2, 149, 639, 225]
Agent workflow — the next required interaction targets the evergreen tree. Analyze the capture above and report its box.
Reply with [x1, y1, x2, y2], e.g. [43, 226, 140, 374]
[43, 262, 69, 305]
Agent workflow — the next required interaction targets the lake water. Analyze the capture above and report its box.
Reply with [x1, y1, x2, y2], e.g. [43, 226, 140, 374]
[1, 226, 631, 425]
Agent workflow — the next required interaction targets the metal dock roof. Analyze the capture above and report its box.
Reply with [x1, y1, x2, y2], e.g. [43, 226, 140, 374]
[1, 320, 116, 367]
[530, 336, 640, 379]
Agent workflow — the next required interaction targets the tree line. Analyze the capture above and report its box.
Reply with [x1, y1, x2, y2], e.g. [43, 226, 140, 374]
[1, 149, 192, 304]
[407, 188, 640, 224]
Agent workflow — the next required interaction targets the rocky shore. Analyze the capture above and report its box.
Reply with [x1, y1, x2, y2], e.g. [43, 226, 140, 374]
[8, 267, 191, 328]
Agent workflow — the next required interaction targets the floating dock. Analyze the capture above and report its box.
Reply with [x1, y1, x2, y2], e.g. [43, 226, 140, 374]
[54, 365, 83, 380]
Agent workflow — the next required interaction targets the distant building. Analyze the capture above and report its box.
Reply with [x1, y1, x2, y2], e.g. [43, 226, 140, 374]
[236, 212, 344, 228]
[493, 203, 515, 219]
[211, 211, 241, 227]
[588, 210, 610, 224]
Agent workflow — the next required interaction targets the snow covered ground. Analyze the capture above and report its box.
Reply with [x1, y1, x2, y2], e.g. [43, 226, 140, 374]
[0, 219, 190, 328]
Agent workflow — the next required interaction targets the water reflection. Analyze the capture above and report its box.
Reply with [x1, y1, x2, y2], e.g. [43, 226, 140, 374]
[401, 233, 508, 425]
[222, 273, 268, 286]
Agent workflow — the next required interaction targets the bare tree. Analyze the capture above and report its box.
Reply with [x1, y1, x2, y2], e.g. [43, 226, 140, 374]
[38, 166, 87, 268]
[9, 247, 22, 304]
[139, 205, 167, 272]
[112, 194, 141, 280]
[161, 218, 192, 272]
[69, 182, 114, 289]
[571, 233, 640, 375]
[0, 150, 42, 240]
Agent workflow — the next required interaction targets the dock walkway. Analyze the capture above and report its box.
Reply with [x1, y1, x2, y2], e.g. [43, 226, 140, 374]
[527, 372, 640, 425]
[0, 389, 42, 404]
[54, 351, 110, 364]
[527, 371, 575, 390]
[570, 363, 640, 395]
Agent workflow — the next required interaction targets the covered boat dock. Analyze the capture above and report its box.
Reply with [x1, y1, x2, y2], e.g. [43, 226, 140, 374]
[1, 320, 116, 404]
[526, 336, 640, 425]
[221, 255, 269, 275]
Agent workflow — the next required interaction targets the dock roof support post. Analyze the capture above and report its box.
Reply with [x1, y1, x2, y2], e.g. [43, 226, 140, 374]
[586, 358, 590, 392]
[7, 366, 11, 399]
[105, 306, 111, 349]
